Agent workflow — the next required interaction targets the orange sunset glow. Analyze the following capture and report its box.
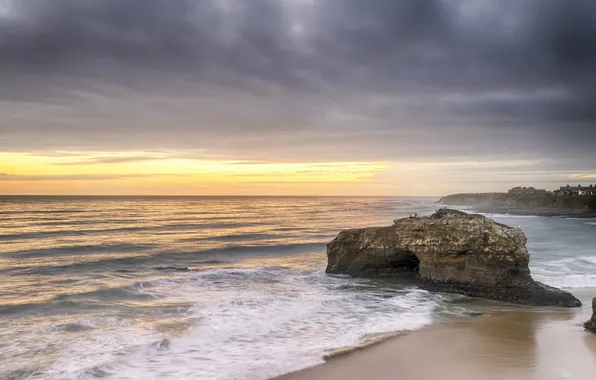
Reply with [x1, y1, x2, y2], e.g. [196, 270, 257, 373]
[0, 151, 391, 195]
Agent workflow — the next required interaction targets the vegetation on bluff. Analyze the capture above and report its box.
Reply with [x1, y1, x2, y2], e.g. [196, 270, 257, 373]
[439, 193, 596, 213]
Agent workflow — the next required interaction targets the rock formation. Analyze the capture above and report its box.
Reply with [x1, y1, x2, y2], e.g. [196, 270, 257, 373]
[326, 209, 581, 307]
[585, 298, 596, 333]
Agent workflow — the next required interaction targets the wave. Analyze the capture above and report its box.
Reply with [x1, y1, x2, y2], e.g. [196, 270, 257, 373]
[154, 266, 190, 272]
[531, 255, 596, 288]
[539, 256, 596, 266]
[30, 271, 438, 380]
[0, 367, 46, 380]
[0, 227, 151, 241]
[181, 232, 334, 244]
[0, 221, 268, 241]
[0, 299, 107, 317]
[30, 219, 141, 227]
[178, 232, 284, 243]
[0, 222, 266, 242]
[5, 243, 157, 258]
[198, 242, 325, 255]
[10, 242, 326, 275]
[53, 284, 162, 303]
[578, 256, 596, 266]
[0, 209, 90, 215]
[191, 259, 227, 265]
[533, 273, 596, 289]
[0, 279, 195, 317]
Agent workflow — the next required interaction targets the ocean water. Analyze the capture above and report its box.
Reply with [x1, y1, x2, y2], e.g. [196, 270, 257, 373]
[1, 196, 595, 380]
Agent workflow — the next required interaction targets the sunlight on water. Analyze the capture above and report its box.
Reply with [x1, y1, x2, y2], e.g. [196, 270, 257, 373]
[0, 197, 595, 380]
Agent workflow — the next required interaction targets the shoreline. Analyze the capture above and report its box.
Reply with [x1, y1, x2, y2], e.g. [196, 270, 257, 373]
[273, 289, 596, 380]
[321, 330, 409, 361]
[437, 203, 596, 218]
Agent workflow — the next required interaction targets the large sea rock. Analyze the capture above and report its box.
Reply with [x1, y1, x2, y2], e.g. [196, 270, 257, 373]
[585, 298, 596, 333]
[326, 209, 581, 307]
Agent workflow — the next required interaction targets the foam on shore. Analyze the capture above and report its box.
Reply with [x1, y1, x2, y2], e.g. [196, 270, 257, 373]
[323, 331, 408, 361]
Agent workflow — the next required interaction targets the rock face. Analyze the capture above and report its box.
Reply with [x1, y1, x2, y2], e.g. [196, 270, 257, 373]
[585, 298, 596, 333]
[326, 209, 581, 307]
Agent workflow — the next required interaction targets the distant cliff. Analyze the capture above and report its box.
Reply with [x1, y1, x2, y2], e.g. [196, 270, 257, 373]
[439, 193, 596, 216]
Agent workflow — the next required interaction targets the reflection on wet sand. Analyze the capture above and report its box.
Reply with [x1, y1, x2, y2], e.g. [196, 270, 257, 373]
[531, 299, 596, 380]
[442, 297, 595, 380]
[452, 307, 574, 378]
[276, 293, 596, 380]
[468, 311, 540, 369]
[583, 334, 596, 368]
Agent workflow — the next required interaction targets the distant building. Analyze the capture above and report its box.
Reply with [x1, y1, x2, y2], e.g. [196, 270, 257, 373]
[508, 186, 547, 195]
[558, 184, 596, 196]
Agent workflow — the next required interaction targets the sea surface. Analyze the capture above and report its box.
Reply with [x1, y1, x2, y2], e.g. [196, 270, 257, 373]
[1, 196, 595, 380]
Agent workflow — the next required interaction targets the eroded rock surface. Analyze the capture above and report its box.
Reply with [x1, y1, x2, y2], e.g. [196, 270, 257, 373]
[585, 298, 596, 333]
[326, 209, 581, 307]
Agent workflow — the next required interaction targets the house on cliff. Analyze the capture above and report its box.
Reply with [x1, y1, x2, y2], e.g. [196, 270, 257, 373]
[509, 186, 547, 195]
[558, 185, 596, 196]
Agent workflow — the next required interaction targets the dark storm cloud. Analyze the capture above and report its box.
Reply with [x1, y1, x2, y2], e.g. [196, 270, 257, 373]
[0, 0, 595, 163]
[0, 0, 310, 92]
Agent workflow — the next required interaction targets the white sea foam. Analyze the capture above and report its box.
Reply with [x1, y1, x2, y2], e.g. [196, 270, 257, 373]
[532, 256, 596, 289]
[45, 267, 438, 380]
[533, 272, 596, 289]
[481, 213, 540, 219]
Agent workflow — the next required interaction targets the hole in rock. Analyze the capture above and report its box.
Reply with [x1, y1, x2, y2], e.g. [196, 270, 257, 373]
[387, 251, 420, 273]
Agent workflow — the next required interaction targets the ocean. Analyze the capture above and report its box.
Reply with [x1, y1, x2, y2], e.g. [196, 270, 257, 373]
[1, 196, 595, 380]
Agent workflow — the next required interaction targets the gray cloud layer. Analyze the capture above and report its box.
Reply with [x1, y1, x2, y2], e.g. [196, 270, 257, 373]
[1, 0, 595, 164]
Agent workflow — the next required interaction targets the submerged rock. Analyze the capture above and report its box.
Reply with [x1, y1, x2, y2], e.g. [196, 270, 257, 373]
[326, 209, 581, 307]
[585, 298, 596, 333]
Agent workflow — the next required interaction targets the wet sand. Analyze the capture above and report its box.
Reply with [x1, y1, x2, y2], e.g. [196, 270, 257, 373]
[274, 290, 596, 380]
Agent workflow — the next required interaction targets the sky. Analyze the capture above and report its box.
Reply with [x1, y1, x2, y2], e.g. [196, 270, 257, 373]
[1, 0, 595, 196]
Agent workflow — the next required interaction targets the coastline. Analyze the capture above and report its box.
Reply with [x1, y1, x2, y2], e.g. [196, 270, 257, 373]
[273, 289, 596, 380]
[437, 193, 596, 219]
[436, 204, 596, 218]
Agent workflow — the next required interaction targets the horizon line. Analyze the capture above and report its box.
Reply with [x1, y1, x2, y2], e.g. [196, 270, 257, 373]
[0, 194, 444, 198]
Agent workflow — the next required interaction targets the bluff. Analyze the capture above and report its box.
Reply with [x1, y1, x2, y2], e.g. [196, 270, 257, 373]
[439, 193, 596, 216]
[585, 298, 596, 333]
[326, 209, 581, 307]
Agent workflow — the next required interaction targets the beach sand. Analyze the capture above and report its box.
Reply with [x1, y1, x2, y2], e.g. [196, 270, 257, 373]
[275, 291, 596, 380]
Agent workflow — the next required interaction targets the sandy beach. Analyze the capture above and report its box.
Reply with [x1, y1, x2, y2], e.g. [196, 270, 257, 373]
[275, 290, 596, 380]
